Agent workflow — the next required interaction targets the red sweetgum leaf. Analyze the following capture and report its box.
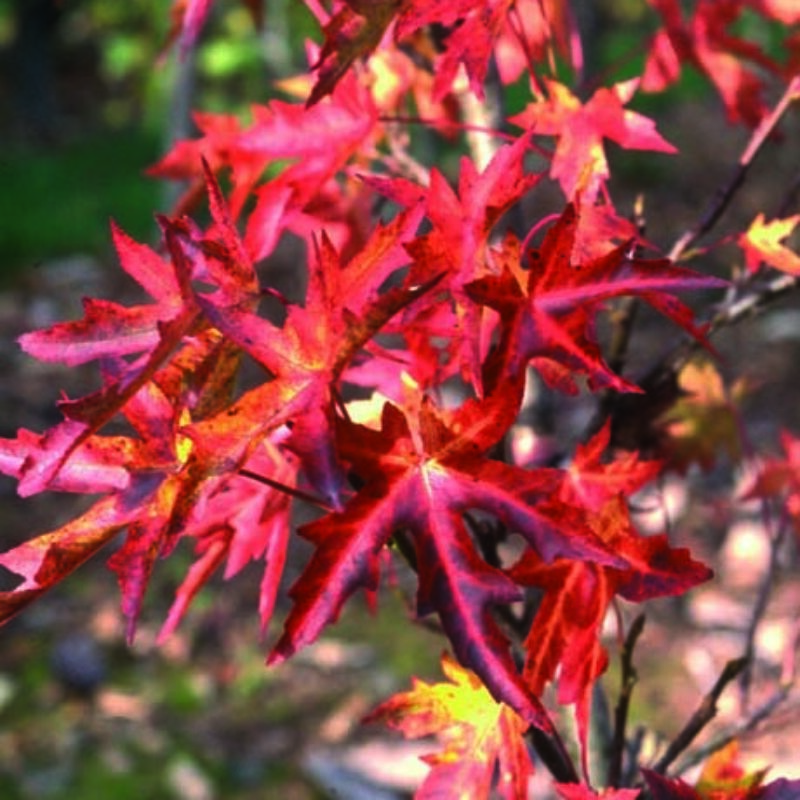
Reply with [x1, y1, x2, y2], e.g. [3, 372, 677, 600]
[0, 427, 137, 495]
[0, 474, 163, 628]
[269, 390, 627, 730]
[19, 223, 185, 367]
[514, 556, 609, 770]
[108, 475, 187, 643]
[571, 201, 642, 263]
[0, 373, 298, 642]
[510, 78, 676, 201]
[193, 210, 434, 506]
[307, 0, 536, 104]
[394, 0, 534, 100]
[13, 225, 197, 496]
[149, 74, 380, 230]
[15, 311, 198, 501]
[119, 385, 300, 641]
[0, 334, 241, 639]
[424, 0, 514, 100]
[380, 135, 540, 393]
[466, 202, 725, 394]
[364, 651, 534, 800]
[13, 165, 262, 500]
[158, 439, 296, 641]
[0, 170, 306, 638]
[560, 421, 662, 512]
[512, 497, 711, 765]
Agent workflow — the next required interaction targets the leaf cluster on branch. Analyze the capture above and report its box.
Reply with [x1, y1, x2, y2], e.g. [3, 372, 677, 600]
[3, 0, 800, 796]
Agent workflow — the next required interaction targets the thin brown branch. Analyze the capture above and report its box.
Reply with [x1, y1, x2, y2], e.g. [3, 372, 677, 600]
[775, 168, 800, 218]
[457, 57, 504, 172]
[651, 656, 748, 774]
[708, 272, 800, 336]
[739, 513, 789, 708]
[651, 587, 798, 777]
[608, 613, 646, 787]
[238, 468, 334, 512]
[592, 681, 615, 783]
[781, 599, 800, 686]
[673, 681, 794, 775]
[377, 114, 517, 144]
[382, 121, 431, 186]
[606, 197, 648, 377]
[669, 75, 800, 263]
[606, 267, 800, 452]
[606, 78, 800, 441]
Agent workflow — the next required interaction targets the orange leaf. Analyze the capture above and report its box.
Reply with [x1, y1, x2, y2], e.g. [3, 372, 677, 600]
[739, 213, 800, 275]
[658, 358, 746, 471]
[696, 741, 768, 799]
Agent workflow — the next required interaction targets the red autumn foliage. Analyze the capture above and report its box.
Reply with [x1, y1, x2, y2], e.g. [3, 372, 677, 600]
[2, 1, 800, 796]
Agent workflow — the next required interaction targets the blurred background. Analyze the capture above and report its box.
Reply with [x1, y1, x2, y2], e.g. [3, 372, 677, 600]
[0, 0, 322, 272]
[1, 2, 800, 798]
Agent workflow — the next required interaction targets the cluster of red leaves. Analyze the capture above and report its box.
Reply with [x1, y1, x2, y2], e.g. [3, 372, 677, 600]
[2, 1, 800, 797]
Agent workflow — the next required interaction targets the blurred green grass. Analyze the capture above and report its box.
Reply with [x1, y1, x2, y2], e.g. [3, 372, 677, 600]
[0, 129, 162, 280]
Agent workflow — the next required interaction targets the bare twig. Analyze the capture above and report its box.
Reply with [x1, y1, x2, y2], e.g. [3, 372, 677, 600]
[669, 75, 800, 263]
[707, 272, 800, 336]
[739, 513, 789, 708]
[649, 583, 799, 777]
[651, 656, 748, 774]
[458, 60, 504, 172]
[608, 613, 646, 787]
[239, 468, 334, 512]
[592, 681, 615, 783]
[673, 681, 795, 775]
[607, 267, 800, 452]
[604, 78, 800, 446]
[382, 121, 431, 186]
